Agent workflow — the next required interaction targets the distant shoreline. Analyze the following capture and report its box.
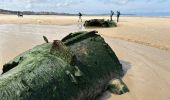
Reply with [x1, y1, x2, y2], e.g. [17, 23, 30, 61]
[1, 9, 170, 17]
[1, 14, 170, 18]
[0, 9, 77, 16]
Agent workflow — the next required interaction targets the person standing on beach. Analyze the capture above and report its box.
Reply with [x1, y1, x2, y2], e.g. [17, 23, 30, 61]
[117, 11, 120, 22]
[110, 10, 114, 21]
[78, 12, 82, 22]
[17, 11, 23, 17]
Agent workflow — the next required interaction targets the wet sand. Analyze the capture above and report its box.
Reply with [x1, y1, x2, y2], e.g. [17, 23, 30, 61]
[98, 37, 170, 100]
[0, 14, 106, 25]
[0, 14, 170, 51]
[0, 15, 170, 100]
[87, 17, 170, 51]
[0, 24, 84, 70]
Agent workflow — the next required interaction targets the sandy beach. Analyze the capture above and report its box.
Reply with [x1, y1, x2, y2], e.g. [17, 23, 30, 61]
[98, 38, 170, 100]
[0, 14, 170, 100]
[0, 14, 170, 51]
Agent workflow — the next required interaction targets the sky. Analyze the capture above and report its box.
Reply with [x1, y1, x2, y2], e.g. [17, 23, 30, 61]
[0, 0, 170, 14]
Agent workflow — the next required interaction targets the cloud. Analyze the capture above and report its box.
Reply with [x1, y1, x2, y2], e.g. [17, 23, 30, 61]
[101, 0, 169, 5]
[0, 0, 85, 10]
[147, 0, 168, 2]
[101, 0, 138, 5]
[0, 0, 169, 13]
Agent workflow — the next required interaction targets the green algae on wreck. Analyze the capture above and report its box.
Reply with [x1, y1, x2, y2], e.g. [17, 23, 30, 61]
[84, 19, 117, 28]
[0, 31, 128, 100]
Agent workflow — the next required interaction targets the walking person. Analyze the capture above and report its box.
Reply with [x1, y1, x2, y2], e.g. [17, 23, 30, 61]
[78, 12, 82, 22]
[117, 11, 120, 22]
[110, 10, 114, 21]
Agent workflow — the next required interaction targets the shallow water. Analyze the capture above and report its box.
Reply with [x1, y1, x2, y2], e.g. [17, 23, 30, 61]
[0, 23, 84, 69]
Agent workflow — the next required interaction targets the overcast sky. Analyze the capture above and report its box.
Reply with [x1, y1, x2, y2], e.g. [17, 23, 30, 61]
[0, 0, 170, 14]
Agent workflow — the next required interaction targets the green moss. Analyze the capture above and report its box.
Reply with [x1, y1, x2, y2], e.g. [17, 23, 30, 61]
[84, 19, 117, 28]
[0, 31, 125, 100]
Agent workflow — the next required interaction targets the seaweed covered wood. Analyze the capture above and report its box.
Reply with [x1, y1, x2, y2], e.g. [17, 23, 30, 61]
[0, 31, 127, 100]
[84, 19, 117, 27]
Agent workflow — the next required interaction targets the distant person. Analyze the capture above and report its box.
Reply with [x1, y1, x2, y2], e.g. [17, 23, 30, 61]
[117, 11, 120, 22]
[17, 11, 23, 17]
[78, 12, 82, 22]
[110, 10, 114, 21]
[17, 11, 19, 17]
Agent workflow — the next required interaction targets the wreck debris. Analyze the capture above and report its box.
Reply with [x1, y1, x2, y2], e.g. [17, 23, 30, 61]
[84, 19, 117, 27]
[0, 31, 128, 100]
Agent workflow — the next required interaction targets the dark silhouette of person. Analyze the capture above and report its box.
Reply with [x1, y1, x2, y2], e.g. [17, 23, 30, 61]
[17, 11, 23, 17]
[110, 10, 114, 21]
[117, 11, 120, 22]
[17, 11, 20, 17]
[78, 12, 82, 22]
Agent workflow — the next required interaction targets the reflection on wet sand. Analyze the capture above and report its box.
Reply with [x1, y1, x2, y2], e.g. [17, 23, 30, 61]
[0, 24, 84, 68]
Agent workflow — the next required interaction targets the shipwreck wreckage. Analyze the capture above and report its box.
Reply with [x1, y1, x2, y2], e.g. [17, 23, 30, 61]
[84, 19, 117, 27]
[0, 31, 128, 100]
